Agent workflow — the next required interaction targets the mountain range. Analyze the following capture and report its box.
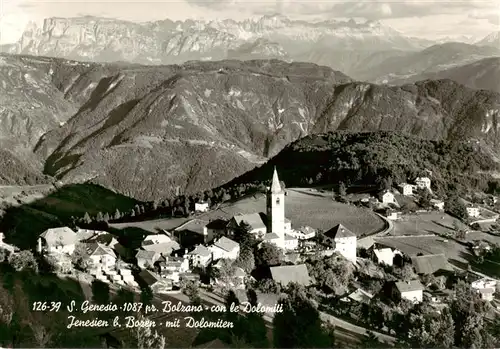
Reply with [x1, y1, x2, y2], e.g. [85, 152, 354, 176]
[4, 15, 499, 87]
[1, 54, 499, 201]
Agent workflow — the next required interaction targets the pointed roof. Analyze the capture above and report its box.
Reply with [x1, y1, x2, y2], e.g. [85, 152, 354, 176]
[269, 167, 283, 194]
[325, 224, 356, 239]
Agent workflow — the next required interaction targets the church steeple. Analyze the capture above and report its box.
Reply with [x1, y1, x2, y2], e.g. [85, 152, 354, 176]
[269, 167, 283, 193]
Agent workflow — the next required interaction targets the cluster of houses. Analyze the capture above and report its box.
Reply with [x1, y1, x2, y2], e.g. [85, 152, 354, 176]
[27, 168, 499, 317]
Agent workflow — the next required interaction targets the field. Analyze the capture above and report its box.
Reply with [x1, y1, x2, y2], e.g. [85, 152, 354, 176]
[392, 212, 469, 236]
[111, 188, 386, 237]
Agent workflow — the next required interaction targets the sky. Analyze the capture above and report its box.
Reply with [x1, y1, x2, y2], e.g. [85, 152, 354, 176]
[0, 0, 499, 44]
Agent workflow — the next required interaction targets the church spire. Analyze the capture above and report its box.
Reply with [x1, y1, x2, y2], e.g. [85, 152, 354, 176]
[270, 167, 282, 193]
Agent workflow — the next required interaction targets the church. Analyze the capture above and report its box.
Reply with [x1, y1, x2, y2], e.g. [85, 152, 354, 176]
[226, 168, 299, 251]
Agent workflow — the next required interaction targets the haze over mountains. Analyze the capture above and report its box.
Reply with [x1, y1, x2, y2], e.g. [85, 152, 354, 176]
[3, 15, 499, 90]
[1, 53, 499, 201]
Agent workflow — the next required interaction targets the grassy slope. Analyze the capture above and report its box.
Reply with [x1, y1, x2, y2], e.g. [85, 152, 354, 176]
[111, 188, 385, 236]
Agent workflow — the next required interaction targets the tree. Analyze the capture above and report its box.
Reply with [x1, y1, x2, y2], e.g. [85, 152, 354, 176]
[182, 280, 201, 305]
[243, 288, 269, 348]
[91, 280, 110, 304]
[418, 188, 432, 208]
[140, 286, 154, 307]
[103, 212, 110, 222]
[338, 182, 347, 197]
[273, 283, 334, 348]
[255, 242, 283, 268]
[83, 212, 92, 224]
[71, 244, 89, 270]
[8, 250, 38, 272]
[360, 331, 383, 348]
[445, 196, 468, 221]
[234, 246, 255, 274]
[96, 211, 104, 222]
[129, 313, 166, 349]
[113, 209, 121, 221]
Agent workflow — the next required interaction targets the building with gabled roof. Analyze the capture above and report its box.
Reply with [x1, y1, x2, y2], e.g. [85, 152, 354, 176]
[136, 250, 161, 269]
[324, 224, 357, 263]
[374, 247, 401, 267]
[174, 219, 211, 246]
[38, 227, 77, 255]
[186, 245, 212, 268]
[209, 236, 240, 260]
[415, 177, 431, 191]
[394, 280, 424, 303]
[411, 254, 453, 275]
[227, 213, 267, 237]
[138, 269, 173, 293]
[270, 264, 311, 287]
[85, 242, 117, 271]
[142, 241, 180, 256]
[398, 183, 413, 196]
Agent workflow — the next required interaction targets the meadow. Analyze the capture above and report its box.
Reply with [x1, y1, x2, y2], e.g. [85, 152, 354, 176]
[392, 212, 469, 236]
[111, 188, 386, 237]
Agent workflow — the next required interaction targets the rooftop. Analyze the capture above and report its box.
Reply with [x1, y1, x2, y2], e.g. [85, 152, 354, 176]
[213, 236, 239, 252]
[325, 224, 356, 239]
[270, 264, 311, 286]
[174, 219, 209, 235]
[188, 244, 211, 257]
[411, 254, 453, 275]
[142, 241, 180, 255]
[232, 212, 266, 231]
[40, 227, 77, 246]
[395, 279, 424, 293]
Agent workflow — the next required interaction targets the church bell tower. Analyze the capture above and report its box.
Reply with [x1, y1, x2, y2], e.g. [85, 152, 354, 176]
[266, 167, 285, 242]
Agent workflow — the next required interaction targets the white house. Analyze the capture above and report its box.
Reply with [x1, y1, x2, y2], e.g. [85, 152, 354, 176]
[430, 199, 445, 211]
[186, 245, 212, 268]
[136, 250, 161, 269]
[0, 233, 18, 255]
[284, 234, 299, 250]
[288, 226, 316, 240]
[143, 234, 172, 245]
[85, 242, 117, 271]
[385, 211, 400, 220]
[38, 227, 77, 255]
[158, 256, 190, 283]
[379, 190, 397, 205]
[415, 177, 431, 191]
[466, 206, 480, 218]
[227, 213, 267, 238]
[195, 202, 209, 213]
[394, 280, 424, 303]
[471, 278, 497, 301]
[325, 224, 357, 263]
[398, 183, 413, 196]
[373, 247, 401, 266]
[209, 236, 240, 260]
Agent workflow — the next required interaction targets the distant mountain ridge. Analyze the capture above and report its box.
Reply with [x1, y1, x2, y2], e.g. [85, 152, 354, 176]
[390, 57, 500, 93]
[1, 54, 499, 201]
[476, 31, 500, 48]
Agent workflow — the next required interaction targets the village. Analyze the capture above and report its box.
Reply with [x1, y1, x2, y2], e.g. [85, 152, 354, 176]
[1, 167, 500, 346]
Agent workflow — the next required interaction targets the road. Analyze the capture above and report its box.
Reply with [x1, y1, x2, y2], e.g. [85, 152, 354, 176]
[197, 289, 396, 345]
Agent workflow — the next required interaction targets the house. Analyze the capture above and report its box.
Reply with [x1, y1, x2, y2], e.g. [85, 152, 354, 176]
[142, 234, 172, 245]
[227, 213, 267, 238]
[342, 288, 374, 304]
[384, 210, 400, 220]
[206, 219, 228, 239]
[138, 269, 173, 293]
[194, 202, 209, 213]
[324, 224, 357, 263]
[0, 233, 18, 255]
[398, 183, 413, 196]
[430, 199, 445, 211]
[85, 242, 117, 271]
[136, 250, 161, 269]
[466, 206, 480, 218]
[284, 234, 299, 250]
[379, 190, 397, 205]
[142, 241, 180, 256]
[37, 227, 77, 255]
[411, 254, 454, 275]
[394, 280, 424, 303]
[288, 226, 316, 240]
[157, 256, 190, 283]
[415, 177, 431, 191]
[373, 247, 401, 267]
[209, 236, 240, 260]
[471, 278, 497, 301]
[174, 219, 212, 246]
[186, 245, 212, 268]
[270, 264, 311, 287]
